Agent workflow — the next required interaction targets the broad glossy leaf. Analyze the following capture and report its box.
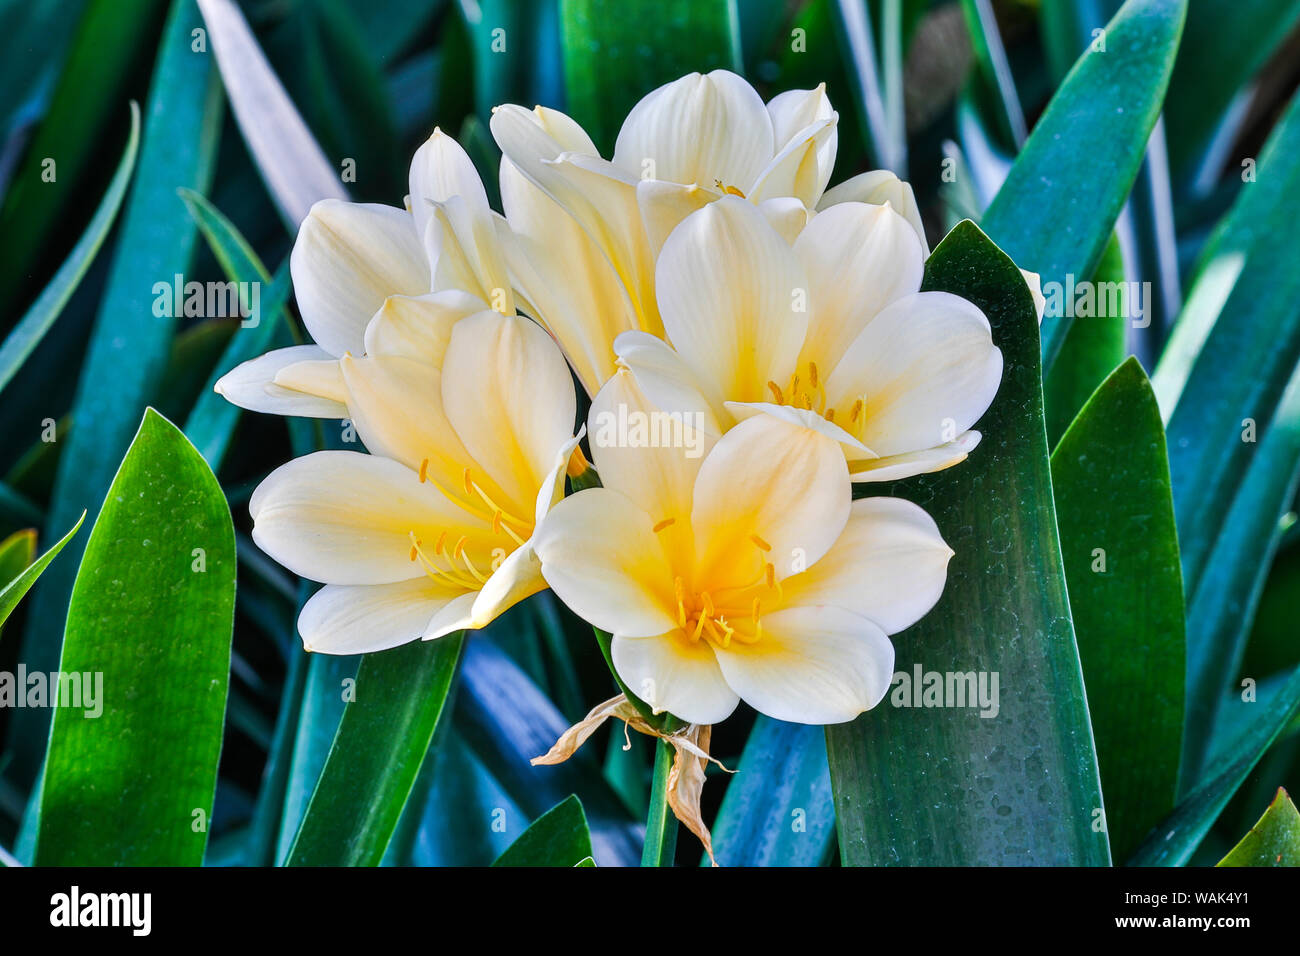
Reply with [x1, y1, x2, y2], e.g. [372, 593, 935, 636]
[1131, 665, 1300, 865]
[826, 221, 1109, 865]
[1050, 357, 1185, 861]
[0, 101, 139, 395]
[197, 0, 346, 228]
[9, 0, 222, 786]
[0, 514, 82, 635]
[34, 409, 235, 865]
[286, 636, 465, 866]
[980, 0, 1186, 368]
[492, 795, 593, 867]
[1217, 787, 1300, 867]
[559, 0, 740, 153]
[709, 717, 835, 867]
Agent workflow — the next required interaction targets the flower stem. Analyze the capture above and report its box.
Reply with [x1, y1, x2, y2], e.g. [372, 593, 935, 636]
[641, 738, 678, 867]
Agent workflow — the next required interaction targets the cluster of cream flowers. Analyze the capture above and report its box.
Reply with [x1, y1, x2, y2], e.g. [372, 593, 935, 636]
[217, 70, 1004, 728]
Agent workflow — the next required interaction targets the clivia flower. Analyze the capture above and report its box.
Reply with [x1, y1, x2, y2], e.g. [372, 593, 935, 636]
[491, 69, 929, 392]
[613, 195, 1003, 481]
[533, 369, 953, 725]
[244, 309, 580, 652]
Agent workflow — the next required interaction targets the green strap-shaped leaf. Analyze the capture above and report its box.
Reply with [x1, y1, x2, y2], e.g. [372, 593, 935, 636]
[34, 409, 235, 865]
[9, 0, 222, 787]
[979, 0, 1186, 369]
[1217, 787, 1300, 867]
[178, 188, 293, 471]
[0, 515, 83, 636]
[0, 530, 36, 590]
[826, 220, 1109, 865]
[559, 0, 740, 154]
[492, 795, 594, 867]
[709, 717, 835, 867]
[0, 101, 140, 395]
[1043, 233, 1128, 447]
[1131, 666, 1300, 865]
[1050, 357, 1185, 861]
[1164, 0, 1300, 188]
[196, 0, 346, 228]
[0, 0, 168, 314]
[1153, 89, 1300, 599]
[1181, 351, 1300, 785]
[286, 635, 465, 866]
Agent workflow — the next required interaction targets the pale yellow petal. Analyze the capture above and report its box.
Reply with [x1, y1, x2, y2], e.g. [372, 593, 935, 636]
[690, 413, 850, 588]
[290, 199, 428, 356]
[214, 346, 348, 418]
[713, 605, 895, 724]
[816, 169, 929, 256]
[780, 496, 952, 634]
[655, 196, 808, 407]
[848, 431, 984, 482]
[611, 632, 739, 724]
[441, 310, 577, 513]
[299, 579, 468, 654]
[534, 488, 679, 638]
[250, 451, 492, 586]
[362, 290, 485, 363]
[823, 291, 1002, 458]
[612, 70, 774, 191]
[793, 201, 924, 372]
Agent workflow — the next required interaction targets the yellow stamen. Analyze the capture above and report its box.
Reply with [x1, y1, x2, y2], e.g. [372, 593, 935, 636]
[767, 380, 784, 405]
[808, 362, 819, 388]
[750, 533, 771, 552]
[652, 517, 676, 533]
[418, 458, 429, 483]
[849, 398, 864, 423]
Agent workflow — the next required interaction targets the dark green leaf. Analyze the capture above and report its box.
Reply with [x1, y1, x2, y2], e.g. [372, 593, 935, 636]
[0, 0, 167, 314]
[34, 409, 235, 865]
[559, 0, 740, 154]
[1043, 233, 1127, 446]
[1050, 357, 1185, 861]
[492, 795, 593, 867]
[826, 221, 1109, 865]
[0, 101, 140, 395]
[0, 514, 82, 636]
[286, 635, 465, 866]
[1217, 787, 1300, 867]
[1164, 0, 1300, 189]
[1130, 666, 1300, 865]
[980, 0, 1186, 368]
[641, 738, 677, 867]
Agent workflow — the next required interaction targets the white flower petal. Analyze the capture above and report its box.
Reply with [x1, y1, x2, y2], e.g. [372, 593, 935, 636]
[690, 413, 850, 586]
[823, 291, 1002, 458]
[612, 331, 725, 436]
[793, 201, 924, 371]
[290, 199, 429, 357]
[442, 310, 577, 509]
[817, 169, 929, 256]
[848, 431, 984, 482]
[613, 70, 774, 191]
[534, 488, 679, 638]
[408, 128, 491, 241]
[713, 605, 895, 724]
[299, 579, 467, 654]
[362, 290, 486, 363]
[781, 496, 952, 634]
[656, 196, 808, 406]
[611, 633, 739, 724]
[214, 346, 348, 418]
[250, 451, 490, 586]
